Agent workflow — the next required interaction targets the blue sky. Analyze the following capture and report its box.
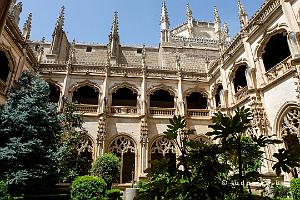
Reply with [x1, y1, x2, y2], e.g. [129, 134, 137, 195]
[19, 0, 264, 46]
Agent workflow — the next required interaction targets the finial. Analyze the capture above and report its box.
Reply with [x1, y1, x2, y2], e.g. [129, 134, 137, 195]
[160, 0, 169, 30]
[111, 11, 119, 36]
[238, 0, 248, 29]
[214, 6, 221, 34]
[55, 6, 65, 31]
[22, 13, 32, 41]
[186, 3, 193, 22]
[11, 2, 23, 24]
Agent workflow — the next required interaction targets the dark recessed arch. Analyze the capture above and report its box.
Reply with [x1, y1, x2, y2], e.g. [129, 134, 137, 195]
[233, 65, 248, 93]
[72, 85, 99, 105]
[150, 89, 174, 108]
[112, 87, 137, 106]
[186, 91, 208, 109]
[262, 31, 291, 71]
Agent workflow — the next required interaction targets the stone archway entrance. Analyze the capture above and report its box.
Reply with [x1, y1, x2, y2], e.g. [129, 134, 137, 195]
[108, 136, 136, 183]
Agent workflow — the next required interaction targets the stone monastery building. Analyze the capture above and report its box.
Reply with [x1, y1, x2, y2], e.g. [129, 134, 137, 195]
[1, 0, 300, 185]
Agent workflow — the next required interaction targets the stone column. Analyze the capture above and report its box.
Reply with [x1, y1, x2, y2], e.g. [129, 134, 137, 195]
[60, 64, 72, 110]
[0, 0, 12, 36]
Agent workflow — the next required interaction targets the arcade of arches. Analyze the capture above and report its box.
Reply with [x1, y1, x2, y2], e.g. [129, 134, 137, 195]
[0, 51, 10, 93]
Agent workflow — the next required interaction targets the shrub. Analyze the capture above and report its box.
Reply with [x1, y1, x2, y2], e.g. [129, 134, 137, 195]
[70, 176, 107, 200]
[0, 181, 7, 200]
[291, 178, 300, 200]
[91, 153, 120, 189]
[107, 189, 121, 200]
[271, 184, 289, 199]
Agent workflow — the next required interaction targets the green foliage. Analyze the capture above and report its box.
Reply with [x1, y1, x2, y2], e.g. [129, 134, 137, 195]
[0, 181, 7, 200]
[58, 100, 93, 182]
[0, 71, 62, 194]
[271, 184, 289, 199]
[107, 189, 121, 200]
[91, 153, 120, 189]
[70, 176, 107, 200]
[290, 178, 300, 200]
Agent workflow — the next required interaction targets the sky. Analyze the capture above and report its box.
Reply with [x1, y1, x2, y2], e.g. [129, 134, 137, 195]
[19, 0, 264, 46]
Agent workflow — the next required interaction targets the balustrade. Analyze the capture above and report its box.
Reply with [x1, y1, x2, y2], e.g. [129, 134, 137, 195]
[149, 107, 175, 116]
[235, 86, 249, 102]
[265, 56, 293, 84]
[75, 104, 98, 113]
[187, 109, 210, 117]
[110, 106, 138, 115]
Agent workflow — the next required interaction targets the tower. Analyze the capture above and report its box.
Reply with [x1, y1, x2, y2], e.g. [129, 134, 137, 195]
[160, 0, 170, 43]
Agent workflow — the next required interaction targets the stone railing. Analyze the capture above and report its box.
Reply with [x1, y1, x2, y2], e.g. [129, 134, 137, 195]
[39, 65, 67, 72]
[110, 106, 138, 115]
[149, 107, 175, 116]
[72, 65, 106, 73]
[75, 104, 98, 113]
[0, 80, 6, 94]
[187, 109, 210, 117]
[265, 56, 293, 84]
[235, 86, 249, 102]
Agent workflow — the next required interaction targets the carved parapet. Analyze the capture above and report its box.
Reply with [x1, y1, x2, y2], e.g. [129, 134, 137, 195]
[234, 86, 249, 102]
[149, 107, 175, 117]
[110, 106, 138, 115]
[75, 104, 98, 114]
[187, 109, 210, 118]
[264, 56, 293, 85]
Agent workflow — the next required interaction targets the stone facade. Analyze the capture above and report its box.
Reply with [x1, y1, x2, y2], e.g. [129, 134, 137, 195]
[10, 0, 300, 185]
[0, 1, 37, 104]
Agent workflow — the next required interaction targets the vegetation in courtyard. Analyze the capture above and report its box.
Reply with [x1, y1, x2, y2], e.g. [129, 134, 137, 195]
[136, 107, 300, 200]
[0, 71, 62, 195]
[58, 100, 94, 182]
[70, 175, 107, 200]
[91, 153, 120, 189]
[290, 178, 300, 200]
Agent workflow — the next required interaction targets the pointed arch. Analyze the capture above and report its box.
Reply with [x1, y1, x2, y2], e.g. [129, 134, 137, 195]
[107, 134, 137, 184]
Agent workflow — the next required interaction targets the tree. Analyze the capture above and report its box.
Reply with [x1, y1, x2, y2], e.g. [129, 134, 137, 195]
[91, 153, 120, 189]
[58, 100, 93, 182]
[0, 71, 62, 194]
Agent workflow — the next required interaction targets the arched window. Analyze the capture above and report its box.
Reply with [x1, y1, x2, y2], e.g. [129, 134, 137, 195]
[108, 136, 136, 184]
[72, 85, 99, 105]
[233, 65, 248, 93]
[279, 106, 300, 177]
[262, 31, 291, 71]
[150, 89, 174, 108]
[215, 85, 223, 108]
[150, 137, 176, 175]
[186, 92, 207, 109]
[0, 51, 10, 83]
[48, 83, 60, 103]
[112, 87, 137, 106]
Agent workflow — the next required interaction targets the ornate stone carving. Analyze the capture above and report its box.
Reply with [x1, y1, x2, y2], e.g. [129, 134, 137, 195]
[109, 136, 135, 154]
[151, 137, 176, 156]
[140, 118, 148, 145]
[280, 107, 300, 137]
[250, 95, 269, 134]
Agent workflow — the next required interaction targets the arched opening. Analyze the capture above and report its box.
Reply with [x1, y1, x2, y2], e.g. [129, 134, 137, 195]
[186, 92, 207, 109]
[280, 106, 300, 178]
[150, 137, 176, 176]
[262, 31, 291, 71]
[0, 51, 10, 85]
[72, 85, 99, 105]
[233, 65, 248, 93]
[112, 87, 137, 106]
[150, 89, 174, 108]
[77, 136, 94, 176]
[48, 82, 60, 103]
[215, 85, 223, 108]
[108, 136, 136, 184]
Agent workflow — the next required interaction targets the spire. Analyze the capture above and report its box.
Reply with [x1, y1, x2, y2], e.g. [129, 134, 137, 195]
[186, 3, 193, 22]
[186, 2, 194, 37]
[54, 6, 65, 34]
[160, 0, 169, 30]
[108, 11, 120, 64]
[22, 13, 32, 41]
[214, 6, 221, 34]
[111, 11, 119, 37]
[68, 39, 76, 64]
[238, 0, 248, 29]
[10, 2, 22, 24]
